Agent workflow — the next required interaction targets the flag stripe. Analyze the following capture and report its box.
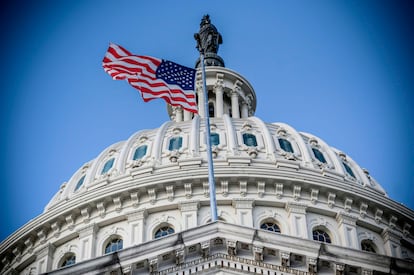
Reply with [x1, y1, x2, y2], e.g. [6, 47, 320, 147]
[102, 43, 197, 113]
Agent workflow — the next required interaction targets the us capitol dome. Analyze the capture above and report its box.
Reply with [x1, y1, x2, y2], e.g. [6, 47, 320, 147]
[1, 16, 413, 275]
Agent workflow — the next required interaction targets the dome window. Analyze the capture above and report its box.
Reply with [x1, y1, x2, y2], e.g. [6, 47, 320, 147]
[260, 222, 281, 233]
[133, 145, 147, 160]
[101, 158, 115, 174]
[278, 138, 294, 153]
[312, 229, 331, 243]
[312, 148, 327, 163]
[60, 253, 76, 267]
[168, 137, 183, 151]
[154, 225, 175, 239]
[74, 175, 85, 191]
[361, 240, 376, 253]
[210, 133, 220, 146]
[342, 161, 355, 178]
[243, 133, 257, 147]
[104, 237, 123, 254]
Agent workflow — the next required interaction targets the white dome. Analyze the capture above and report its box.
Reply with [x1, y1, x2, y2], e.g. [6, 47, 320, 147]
[45, 116, 386, 212]
[1, 36, 413, 275]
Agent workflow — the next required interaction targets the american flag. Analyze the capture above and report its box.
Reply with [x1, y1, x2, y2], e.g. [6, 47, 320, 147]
[102, 43, 198, 113]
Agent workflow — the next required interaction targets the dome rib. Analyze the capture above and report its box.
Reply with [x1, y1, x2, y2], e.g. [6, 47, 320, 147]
[249, 117, 277, 161]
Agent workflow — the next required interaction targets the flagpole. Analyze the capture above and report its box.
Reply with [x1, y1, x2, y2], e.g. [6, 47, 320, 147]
[200, 53, 218, 222]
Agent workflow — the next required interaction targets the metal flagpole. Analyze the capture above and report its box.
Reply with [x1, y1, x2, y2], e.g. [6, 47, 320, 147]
[200, 53, 218, 222]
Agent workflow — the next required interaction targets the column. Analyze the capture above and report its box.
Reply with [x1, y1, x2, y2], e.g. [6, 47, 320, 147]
[286, 202, 308, 238]
[196, 78, 205, 117]
[183, 110, 192, 121]
[241, 102, 249, 118]
[214, 74, 224, 117]
[179, 201, 200, 230]
[336, 212, 359, 249]
[173, 107, 183, 122]
[127, 209, 148, 245]
[35, 243, 55, 273]
[382, 228, 402, 258]
[77, 223, 99, 261]
[230, 90, 240, 118]
[232, 198, 254, 227]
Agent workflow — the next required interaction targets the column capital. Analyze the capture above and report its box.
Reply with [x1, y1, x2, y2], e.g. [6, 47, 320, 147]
[381, 228, 402, 242]
[34, 242, 55, 259]
[126, 209, 148, 222]
[336, 212, 358, 227]
[77, 223, 99, 238]
[232, 198, 254, 209]
[179, 200, 200, 212]
[285, 201, 307, 215]
[214, 73, 224, 90]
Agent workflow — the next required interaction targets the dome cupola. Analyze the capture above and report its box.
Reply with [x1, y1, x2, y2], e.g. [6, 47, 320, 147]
[169, 15, 257, 121]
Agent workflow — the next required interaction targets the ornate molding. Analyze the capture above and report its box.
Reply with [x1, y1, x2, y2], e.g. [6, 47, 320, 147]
[275, 183, 283, 199]
[286, 202, 307, 215]
[166, 185, 174, 201]
[232, 198, 254, 209]
[336, 212, 357, 227]
[311, 189, 319, 204]
[148, 188, 156, 204]
[179, 201, 200, 212]
[257, 181, 265, 198]
[327, 193, 336, 208]
[221, 181, 228, 197]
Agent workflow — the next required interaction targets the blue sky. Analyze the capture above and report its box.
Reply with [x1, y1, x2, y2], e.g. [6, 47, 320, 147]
[1, 1, 413, 241]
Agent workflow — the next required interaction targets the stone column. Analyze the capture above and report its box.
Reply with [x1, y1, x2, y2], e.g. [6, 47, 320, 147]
[180, 201, 200, 230]
[196, 78, 204, 117]
[336, 212, 359, 249]
[286, 202, 308, 238]
[78, 223, 99, 261]
[214, 74, 224, 117]
[174, 107, 183, 122]
[35, 243, 55, 273]
[382, 228, 402, 258]
[241, 102, 249, 118]
[232, 198, 254, 227]
[127, 209, 148, 245]
[183, 110, 192, 121]
[230, 90, 240, 118]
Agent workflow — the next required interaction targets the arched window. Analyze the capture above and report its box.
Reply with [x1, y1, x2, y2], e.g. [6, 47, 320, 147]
[101, 158, 114, 174]
[278, 138, 294, 153]
[133, 145, 147, 160]
[168, 137, 183, 151]
[243, 133, 257, 147]
[60, 253, 76, 267]
[361, 240, 376, 253]
[74, 175, 85, 191]
[312, 148, 327, 163]
[210, 133, 220, 146]
[154, 225, 175, 239]
[312, 229, 331, 243]
[260, 221, 281, 233]
[342, 162, 355, 178]
[104, 238, 123, 254]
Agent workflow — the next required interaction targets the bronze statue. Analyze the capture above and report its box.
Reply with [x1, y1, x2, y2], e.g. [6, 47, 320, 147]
[194, 15, 223, 55]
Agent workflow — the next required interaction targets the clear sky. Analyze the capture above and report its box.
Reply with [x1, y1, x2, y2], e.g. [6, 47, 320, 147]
[1, 0, 413, 241]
